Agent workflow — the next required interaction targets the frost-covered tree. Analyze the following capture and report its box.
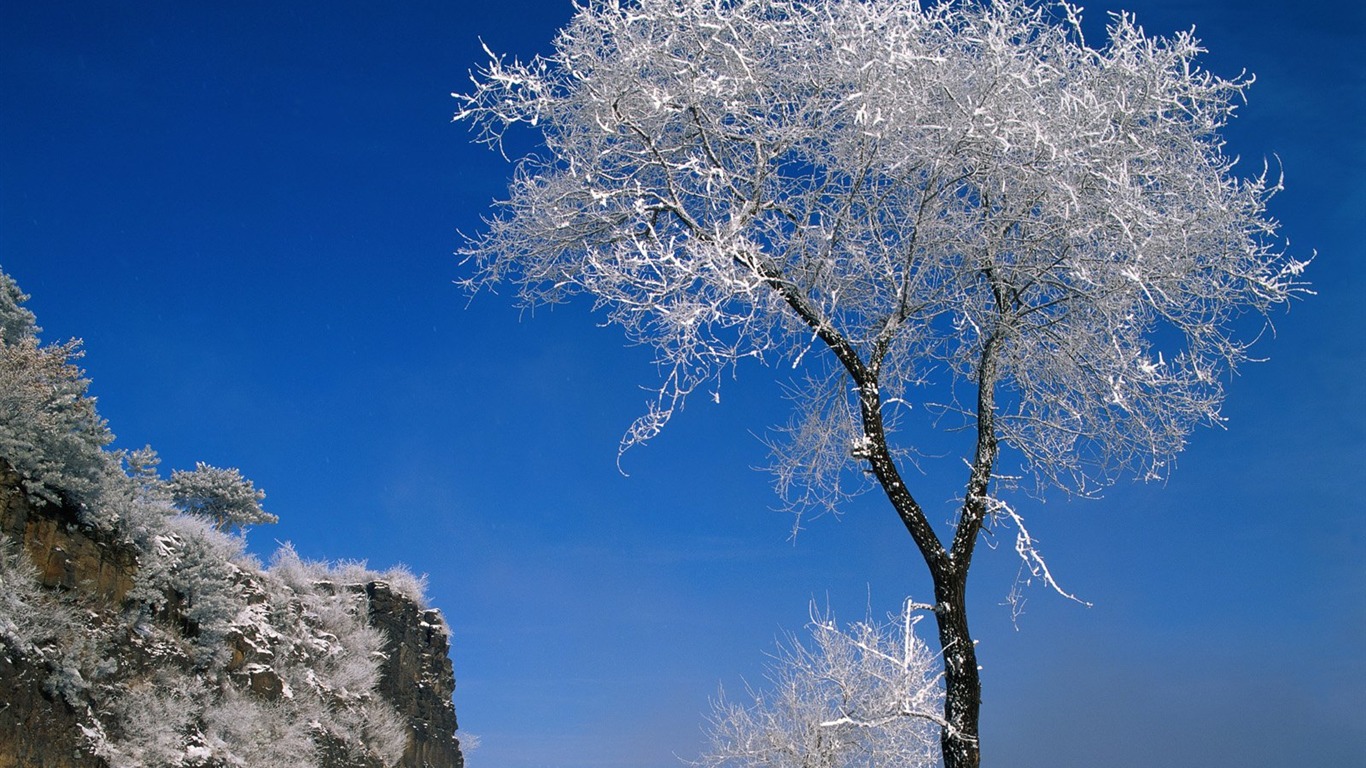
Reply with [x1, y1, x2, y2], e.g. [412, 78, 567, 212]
[167, 462, 278, 532]
[702, 600, 942, 768]
[0, 270, 37, 346]
[455, 1, 1308, 764]
[0, 268, 112, 506]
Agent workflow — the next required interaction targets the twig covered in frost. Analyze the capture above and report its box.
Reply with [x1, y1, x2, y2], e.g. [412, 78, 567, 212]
[699, 599, 945, 768]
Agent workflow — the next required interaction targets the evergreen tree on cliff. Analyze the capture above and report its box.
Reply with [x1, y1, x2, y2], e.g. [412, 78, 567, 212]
[0, 270, 110, 506]
[168, 462, 278, 533]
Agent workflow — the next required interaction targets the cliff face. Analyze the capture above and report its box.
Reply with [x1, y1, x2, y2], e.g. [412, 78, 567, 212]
[0, 650, 87, 768]
[0, 465, 463, 768]
[0, 269, 467, 767]
[366, 582, 462, 768]
[0, 463, 137, 603]
[0, 464, 114, 767]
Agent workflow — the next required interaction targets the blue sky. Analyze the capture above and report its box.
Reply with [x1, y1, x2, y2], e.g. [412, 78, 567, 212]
[2, 1, 1362, 766]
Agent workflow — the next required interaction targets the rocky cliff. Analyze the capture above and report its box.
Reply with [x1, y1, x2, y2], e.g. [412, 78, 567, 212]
[0, 461, 463, 768]
[0, 268, 462, 767]
[365, 581, 461, 768]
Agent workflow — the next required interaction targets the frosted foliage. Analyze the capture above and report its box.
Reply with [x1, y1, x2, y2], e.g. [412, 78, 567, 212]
[130, 514, 248, 653]
[0, 270, 37, 346]
[89, 674, 208, 768]
[97, 450, 178, 545]
[261, 546, 411, 763]
[0, 269, 112, 506]
[457, 0, 1307, 502]
[88, 541, 409, 767]
[168, 462, 278, 532]
[378, 564, 430, 608]
[0, 538, 81, 654]
[271, 543, 430, 607]
[701, 600, 943, 768]
[198, 692, 318, 768]
[91, 673, 320, 768]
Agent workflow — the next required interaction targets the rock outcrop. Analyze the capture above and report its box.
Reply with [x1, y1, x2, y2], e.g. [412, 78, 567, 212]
[0, 464, 463, 768]
[0, 462, 136, 602]
[366, 581, 462, 768]
[0, 650, 88, 768]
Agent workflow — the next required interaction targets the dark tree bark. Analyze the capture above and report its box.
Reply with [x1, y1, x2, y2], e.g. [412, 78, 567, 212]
[836, 324, 999, 768]
[932, 573, 982, 768]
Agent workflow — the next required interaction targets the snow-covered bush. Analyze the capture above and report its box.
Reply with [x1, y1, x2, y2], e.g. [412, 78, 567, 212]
[87, 672, 208, 767]
[0, 537, 81, 658]
[197, 689, 318, 768]
[259, 545, 412, 764]
[83, 545, 410, 767]
[274, 545, 430, 608]
[701, 600, 944, 768]
[129, 513, 249, 657]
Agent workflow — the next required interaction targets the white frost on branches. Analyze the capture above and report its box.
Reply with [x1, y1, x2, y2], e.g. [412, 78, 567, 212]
[456, 0, 1307, 505]
[0, 270, 111, 506]
[699, 599, 945, 768]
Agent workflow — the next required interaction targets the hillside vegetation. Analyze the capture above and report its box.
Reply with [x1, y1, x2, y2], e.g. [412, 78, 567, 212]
[0, 268, 460, 768]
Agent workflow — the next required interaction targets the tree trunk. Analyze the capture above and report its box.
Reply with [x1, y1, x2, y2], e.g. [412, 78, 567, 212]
[929, 327, 997, 768]
[933, 571, 981, 768]
[845, 371, 987, 768]
[779, 289, 991, 768]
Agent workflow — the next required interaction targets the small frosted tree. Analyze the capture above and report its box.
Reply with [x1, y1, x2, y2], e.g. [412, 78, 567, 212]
[167, 463, 277, 533]
[455, 1, 1308, 764]
[702, 600, 943, 768]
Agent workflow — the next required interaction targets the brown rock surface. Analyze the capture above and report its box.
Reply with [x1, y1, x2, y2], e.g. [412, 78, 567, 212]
[0, 652, 88, 768]
[0, 462, 136, 603]
[366, 580, 465, 768]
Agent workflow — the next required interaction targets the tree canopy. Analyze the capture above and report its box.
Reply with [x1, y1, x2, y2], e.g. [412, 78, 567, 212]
[0, 269, 111, 506]
[458, 0, 1304, 503]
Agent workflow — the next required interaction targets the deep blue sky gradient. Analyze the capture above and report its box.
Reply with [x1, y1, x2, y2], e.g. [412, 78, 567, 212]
[3, 1, 1363, 766]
